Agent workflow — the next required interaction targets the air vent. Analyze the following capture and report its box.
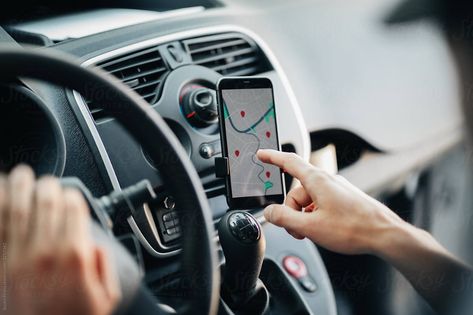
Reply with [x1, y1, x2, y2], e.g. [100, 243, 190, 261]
[86, 45, 169, 122]
[183, 33, 271, 76]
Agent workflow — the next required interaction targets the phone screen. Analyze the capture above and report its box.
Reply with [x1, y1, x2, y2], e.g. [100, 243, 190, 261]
[221, 87, 283, 198]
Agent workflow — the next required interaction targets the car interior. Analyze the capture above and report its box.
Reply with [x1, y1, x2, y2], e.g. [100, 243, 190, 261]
[0, 0, 467, 314]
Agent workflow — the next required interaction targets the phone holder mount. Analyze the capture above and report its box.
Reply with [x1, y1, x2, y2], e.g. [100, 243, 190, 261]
[214, 157, 229, 178]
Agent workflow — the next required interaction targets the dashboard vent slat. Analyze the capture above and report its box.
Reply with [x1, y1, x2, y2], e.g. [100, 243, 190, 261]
[119, 67, 167, 82]
[192, 48, 254, 65]
[132, 79, 162, 91]
[86, 46, 169, 122]
[188, 38, 247, 54]
[183, 33, 271, 76]
[210, 56, 258, 73]
[98, 46, 163, 69]
[107, 58, 164, 74]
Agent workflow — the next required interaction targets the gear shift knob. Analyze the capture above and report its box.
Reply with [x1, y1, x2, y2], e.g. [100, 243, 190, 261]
[218, 211, 266, 303]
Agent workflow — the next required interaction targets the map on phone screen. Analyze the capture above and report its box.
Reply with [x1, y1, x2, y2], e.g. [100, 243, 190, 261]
[222, 88, 283, 198]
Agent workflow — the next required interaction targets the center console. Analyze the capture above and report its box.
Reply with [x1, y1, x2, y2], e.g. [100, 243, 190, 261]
[217, 211, 335, 315]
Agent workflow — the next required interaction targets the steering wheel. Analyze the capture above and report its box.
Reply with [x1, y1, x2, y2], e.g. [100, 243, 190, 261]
[0, 47, 220, 315]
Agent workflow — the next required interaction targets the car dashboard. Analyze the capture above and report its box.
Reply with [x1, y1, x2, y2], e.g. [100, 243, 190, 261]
[0, 1, 464, 314]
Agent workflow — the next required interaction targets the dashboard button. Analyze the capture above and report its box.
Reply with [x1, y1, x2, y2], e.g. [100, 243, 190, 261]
[164, 220, 176, 229]
[283, 255, 308, 279]
[162, 213, 173, 222]
[299, 276, 317, 293]
[166, 228, 177, 235]
[163, 196, 175, 210]
[282, 255, 317, 293]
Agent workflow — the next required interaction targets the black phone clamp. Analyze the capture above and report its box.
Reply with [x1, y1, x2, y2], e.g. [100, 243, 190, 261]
[215, 157, 229, 178]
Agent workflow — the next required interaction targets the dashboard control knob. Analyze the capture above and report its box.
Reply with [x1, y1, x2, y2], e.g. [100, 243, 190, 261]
[182, 87, 218, 127]
[199, 140, 221, 159]
[200, 143, 213, 159]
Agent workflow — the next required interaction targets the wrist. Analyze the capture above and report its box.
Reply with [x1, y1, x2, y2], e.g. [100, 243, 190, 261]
[364, 206, 412, 257]
[373, 219, 449, 262]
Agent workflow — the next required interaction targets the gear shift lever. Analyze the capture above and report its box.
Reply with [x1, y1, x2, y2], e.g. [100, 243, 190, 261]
[218, 211, 266, 308]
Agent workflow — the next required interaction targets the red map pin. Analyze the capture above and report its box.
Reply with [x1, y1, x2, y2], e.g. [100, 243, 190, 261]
[266, 131, 271, 138]
[265, 171, 271, 178]
[240, 111, 246, 118]
[235, 150, 240, 157]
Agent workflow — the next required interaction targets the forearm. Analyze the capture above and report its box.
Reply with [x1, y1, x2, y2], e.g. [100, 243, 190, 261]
[257, 149, 472, 311]
[371, 218, 471, 312]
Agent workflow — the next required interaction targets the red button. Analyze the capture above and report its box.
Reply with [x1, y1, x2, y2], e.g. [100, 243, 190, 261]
[282, 255, 308, 279]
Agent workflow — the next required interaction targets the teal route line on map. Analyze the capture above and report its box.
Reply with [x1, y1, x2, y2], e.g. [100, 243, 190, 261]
[224, 103, 274, 134]
[224, 101, 275, 193]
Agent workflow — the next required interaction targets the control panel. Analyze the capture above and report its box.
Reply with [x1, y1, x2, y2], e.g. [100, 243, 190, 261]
[154, 196, 181, 245]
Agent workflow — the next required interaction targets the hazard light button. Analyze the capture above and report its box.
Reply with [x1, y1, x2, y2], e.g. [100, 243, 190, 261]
[282, 255, 317, 293]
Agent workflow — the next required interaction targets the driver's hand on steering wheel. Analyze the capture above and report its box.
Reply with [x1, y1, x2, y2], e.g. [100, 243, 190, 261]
[257, 149, 405, 255]
[0, 165, 120, 315]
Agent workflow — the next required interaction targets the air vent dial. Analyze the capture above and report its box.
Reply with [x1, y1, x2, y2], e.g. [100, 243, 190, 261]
[180, 84, 218, 128]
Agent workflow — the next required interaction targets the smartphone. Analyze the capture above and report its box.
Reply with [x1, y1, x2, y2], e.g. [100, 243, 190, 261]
[217, 77, 286, 209]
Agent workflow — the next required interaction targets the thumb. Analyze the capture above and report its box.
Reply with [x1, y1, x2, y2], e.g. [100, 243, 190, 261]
[264, 204, 310, 233]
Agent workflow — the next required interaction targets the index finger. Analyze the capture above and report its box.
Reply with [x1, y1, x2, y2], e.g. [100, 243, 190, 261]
[256, 149, 314, 184]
